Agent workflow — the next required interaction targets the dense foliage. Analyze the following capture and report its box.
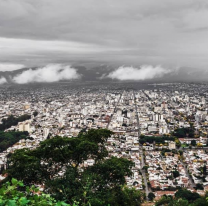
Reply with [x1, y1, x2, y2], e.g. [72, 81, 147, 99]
[155, 189, 208, 206]
[173, 127, 195, 138]
[139, 135, 175, 144]
[33, 111, 38, 117]
[0, 178, 71, 206]
[0, 115, 31, 131]
[148, 192, 155, 201]
[5, 129, 144, 206]
[0, 131, 30, 152]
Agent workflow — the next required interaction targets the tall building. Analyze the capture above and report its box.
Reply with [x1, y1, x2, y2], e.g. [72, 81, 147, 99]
[19, 123, 24, 131]
[43, 128, 49, 138]
[153, 113, 164, 122]
[19, 122, 31, 132]
[24, 123, 30, 132]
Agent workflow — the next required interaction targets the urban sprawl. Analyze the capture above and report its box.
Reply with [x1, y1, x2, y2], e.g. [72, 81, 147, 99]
[1, 82, 208, 201]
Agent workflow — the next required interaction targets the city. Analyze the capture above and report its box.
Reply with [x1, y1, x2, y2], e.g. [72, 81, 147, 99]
[1, 0, 208, 205]
[0, 82, 208, 204]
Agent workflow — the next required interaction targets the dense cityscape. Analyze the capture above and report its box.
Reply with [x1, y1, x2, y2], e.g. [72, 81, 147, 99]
[1, 0, 208, 205]
[0, 82, 208, 205]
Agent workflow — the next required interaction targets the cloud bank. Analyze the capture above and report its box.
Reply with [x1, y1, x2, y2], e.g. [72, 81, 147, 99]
[12, 64, 81, 84]
[0, 63, 25, 71]
[107, 65, 170, 80]
[0, 77, 7, 84]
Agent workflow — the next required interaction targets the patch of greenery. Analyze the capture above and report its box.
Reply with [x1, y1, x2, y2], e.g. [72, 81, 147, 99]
[173, 127, 195, 138]
[5, 129, 144, 206]
[0, 131, 30, 152]
[0, 115, 31, 131]
[155, 189, 208, 206]
[0, 178, 71, 206]
[139, 135, 174, 144]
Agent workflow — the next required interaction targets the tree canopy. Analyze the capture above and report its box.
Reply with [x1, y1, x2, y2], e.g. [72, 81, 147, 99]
[0, 131, 30, 152]
[173, 127, 195, 138]
[5, 129, 144, 206]
[155, 189, 208, 206]
[0, 178, 71, 206]
[139, 135, 174, 144]
[0, 115, 31, 131]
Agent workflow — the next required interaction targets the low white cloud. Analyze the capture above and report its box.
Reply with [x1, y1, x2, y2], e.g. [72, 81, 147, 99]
[12, 64, 81, 84]
[0, 77, 7, 84]
[107, 65, 171, 80]
[0, 63, 25, 71]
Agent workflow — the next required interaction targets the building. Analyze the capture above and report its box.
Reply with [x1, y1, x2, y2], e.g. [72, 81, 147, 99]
[169, 141, 176, 150]
[43, 128, 49, 138]
[24, 104, 30, 110]
[19, 122, 31, 132]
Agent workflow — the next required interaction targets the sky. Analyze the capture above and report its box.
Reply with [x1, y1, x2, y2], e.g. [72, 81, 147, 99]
[0, 0, 208, 78]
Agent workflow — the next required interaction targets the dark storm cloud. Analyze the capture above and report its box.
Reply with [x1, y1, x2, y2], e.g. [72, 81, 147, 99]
[0, 0, 208, 71]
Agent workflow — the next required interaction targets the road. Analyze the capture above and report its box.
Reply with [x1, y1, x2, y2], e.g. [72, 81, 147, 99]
[180, 160, 196, 189]
[133, 90, 207, 194]
[133, 91, 149, 200]
[142, 90, 151, 101]
[179, 147, 208, 151]
[144, 146, 200, 190]
[133, 91, 140, 138]
[106, 92, 123, 129]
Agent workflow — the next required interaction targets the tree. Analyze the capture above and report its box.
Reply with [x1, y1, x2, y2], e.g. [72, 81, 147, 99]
[196, 183, 204, 190]
[0, 178, 70, 206]
[0, 131, 30, 152]
[142, 165, 149, 173]
[175, 189, 200, 202]
[197, 143, 203, 147]
[192, 197, 208, 206]
[6, 129, 143, 206]
[33, 111, 38, 117]
[0, 115, 31, 131]
[173, 127, 195, 138]
[155, 190, 208, 206]
[155, 196, 173, 206]
[148, 192, 155, 201]
[191, 140, 197, 147]
[171, 199, 189, 206]
[172, 170, 180, 178]
[109, 186, 145, 206]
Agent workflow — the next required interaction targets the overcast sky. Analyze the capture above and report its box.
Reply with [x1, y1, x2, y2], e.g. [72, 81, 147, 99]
[0, 0, 208, 70]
